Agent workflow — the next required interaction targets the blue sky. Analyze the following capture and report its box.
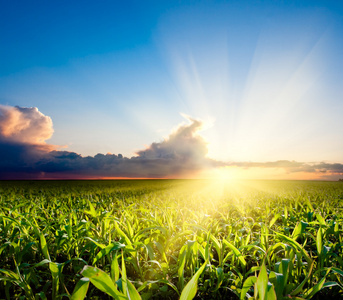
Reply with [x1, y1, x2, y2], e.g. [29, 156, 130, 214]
[0, 0, 343, 179]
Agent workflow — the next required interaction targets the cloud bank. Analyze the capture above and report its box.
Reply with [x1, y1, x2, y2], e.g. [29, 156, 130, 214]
[0, 106, 215, 179]
[0, 105, 342, 180]
[226, 160, 343, 176]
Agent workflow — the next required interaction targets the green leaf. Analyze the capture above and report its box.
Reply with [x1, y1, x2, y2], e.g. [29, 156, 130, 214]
[256, 263, 268, 300]
[269, 272, 284, 299]
[127, 280, 142, 300]
[316, 228, 323, 256]
[303, 276, 326, 299]
[49, 262, 59, 278]
[316, 214, 326, 226]
[81, 265, 126, 300]
[85, 200, 98, 218]
[121, 253, 128, 296]
[180, 260, 207, 300]
[275, 232, 312, 266]
[71, 278, 90, 300]
[215, 267, 224, 289]
[279, 259, 290, 287]
[223, 239, 247, 269]
[269, 214, 280, 228]
[145, 243, 155, 260]
[323, 281, 340, 288]
[136, 279, 179, 295]
[84, 237, 106, 249]
[36, 292, 47, 300]
[115, 222, 132, 247]
[178, 247, 187, 289]
[49, 262, 61, 299]
[210, 234, 222, 265]
[0, 276, 16, 282]
[266, 282, 277, 300]
[111, 254, 120, 283]
[0, 269, 20, 280]
[331, 267, 343, 277]
[290, 261, 314, 296]
[292, 221, 308, 240]
[240, 276, 257, 300]
[39, 233, 50, 261]
[93, 242, 126, 265]
[33, 259, 51, 268]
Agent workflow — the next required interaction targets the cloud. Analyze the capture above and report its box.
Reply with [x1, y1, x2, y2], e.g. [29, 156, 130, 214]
[137, 116, 207, 160]
[226, 160, 343, 176]
[32, 116, 215, 178]
[0, 105, 342, 180]
[0, 107, 214, 179]
[0, 105, 54, 145]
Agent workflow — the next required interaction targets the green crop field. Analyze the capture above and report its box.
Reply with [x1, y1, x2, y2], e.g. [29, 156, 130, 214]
[0, 179, 342, 299]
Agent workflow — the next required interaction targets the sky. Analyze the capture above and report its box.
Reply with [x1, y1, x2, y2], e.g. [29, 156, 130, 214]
[0, 0, 343, 180]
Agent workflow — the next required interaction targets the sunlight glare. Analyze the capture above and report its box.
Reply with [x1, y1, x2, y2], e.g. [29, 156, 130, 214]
[163, 22, 330, 164]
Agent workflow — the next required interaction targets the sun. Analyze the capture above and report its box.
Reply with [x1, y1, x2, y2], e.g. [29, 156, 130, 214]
[211, 167, 234, 181]
[203, 166, 246, 182]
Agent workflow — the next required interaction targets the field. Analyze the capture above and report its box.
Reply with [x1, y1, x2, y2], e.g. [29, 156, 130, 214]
[0, 179, 342, 299]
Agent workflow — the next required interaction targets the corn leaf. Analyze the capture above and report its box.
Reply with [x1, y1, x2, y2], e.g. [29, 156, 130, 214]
[256, 263, 268, 300]
[81, 265, 126, 300]
[240, 276, 257, 300]
[71, 278, 90, 300]
[39, 233, 50, 261]
[180, 260, 207, 300]
[93, 242, 125, 265]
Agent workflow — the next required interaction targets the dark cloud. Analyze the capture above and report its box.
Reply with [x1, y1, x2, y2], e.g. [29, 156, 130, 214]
[0, 105, 342, 180]
[0, 107, 215, 179]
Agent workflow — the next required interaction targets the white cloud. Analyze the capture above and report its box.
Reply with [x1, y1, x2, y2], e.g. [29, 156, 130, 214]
[137, 116, 207, 161]
[0, 105, 53, 145]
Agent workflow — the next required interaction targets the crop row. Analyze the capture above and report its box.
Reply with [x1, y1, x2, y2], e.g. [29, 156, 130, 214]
[0, 180, 342, 299]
